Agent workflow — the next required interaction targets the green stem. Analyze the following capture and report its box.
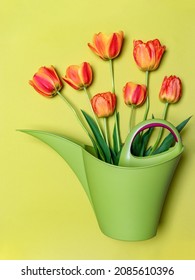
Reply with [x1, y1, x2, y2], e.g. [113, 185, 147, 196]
[114, 111, 120, 152]
[143, 70, 150, 121]
[129, 105, 135, 131]
[149, 102, 169, 155]
[109, 59, 115, 93]
[83, 87, 105, 140]
[109, 59, 121, 152]
[57, 91, 91, 137]
[57, 91, 103, 159]
[104, 117, 109, 146]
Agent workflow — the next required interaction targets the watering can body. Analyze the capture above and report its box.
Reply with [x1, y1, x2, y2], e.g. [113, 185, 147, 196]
[20, 119, 183, 241]
[83, 151, 182, 240]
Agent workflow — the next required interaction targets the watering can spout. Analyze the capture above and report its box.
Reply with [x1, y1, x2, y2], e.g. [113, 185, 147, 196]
[19, 130, 93, 204]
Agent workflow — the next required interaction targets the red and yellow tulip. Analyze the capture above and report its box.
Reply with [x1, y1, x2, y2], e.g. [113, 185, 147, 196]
[63, 62, 93, 90]
[159, 75, 182, 104]
[29, 66, 63, 97]
[91, 92, 117, 118]
[133, 39, 166, 71]
[123, 82, 147, 107]
[88, 31, 124, 60]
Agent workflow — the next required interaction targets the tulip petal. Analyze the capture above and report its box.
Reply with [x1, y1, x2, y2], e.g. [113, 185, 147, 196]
[88, 43, 104, 59]
[66, 65, 81, 84]
[62, 77, 80, 90]
[64, 65, 83, 89]
[93, 33, 108, 59]
[133, 44, 150, 70]
[132, 85, 146, 105]
[63, 62, 93, 90]
[123, 82, 147, 107]
[32, 74, 56, 94]
[88, 31, 124, 60]
[29, 80, 52, 97]
[108, 32, 123, 59]
[29, 66, 62, 97]
[91, 92, 116, 117]
[79, 62, 92, 86]
[159, 75, 182, 103]
[133, 39, 166, 71]
[40, 66, 63, 88]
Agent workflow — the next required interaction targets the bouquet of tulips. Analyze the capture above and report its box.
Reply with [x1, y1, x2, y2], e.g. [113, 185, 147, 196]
[29, 31, 190, 165]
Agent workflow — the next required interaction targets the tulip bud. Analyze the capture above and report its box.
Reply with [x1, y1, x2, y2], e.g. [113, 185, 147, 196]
[88, 31, 124, 60]
[91, 92, 117, 118]
[29, 66, 63, 97]
[123, 82, 147, 107]
[63, 62, 92, 90]
[159, 75, 182, 104]
[133, 39, 166, 71]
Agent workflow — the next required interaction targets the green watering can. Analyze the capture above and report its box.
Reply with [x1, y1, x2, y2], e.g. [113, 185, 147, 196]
[20, 119, 184, 241]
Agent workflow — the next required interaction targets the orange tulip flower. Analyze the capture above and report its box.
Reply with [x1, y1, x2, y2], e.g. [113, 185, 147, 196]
[133, 39, 166, 71]
[91, 92, 117, 117]
[159, 75, 182, 103]
[29, 66, 63, 97]
[88, 31, 124, 60]
[63, 62, 93, 90]
[123, 82, 147, 107]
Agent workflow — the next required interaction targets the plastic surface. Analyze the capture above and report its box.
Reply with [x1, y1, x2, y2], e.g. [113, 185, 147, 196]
[19, 119, 184, 241]
[119, 119, 183, 167]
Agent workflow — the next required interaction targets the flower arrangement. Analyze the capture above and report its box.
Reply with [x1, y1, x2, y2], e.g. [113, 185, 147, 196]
[26, 31, 191, 241]
[29, 31, 190, 166]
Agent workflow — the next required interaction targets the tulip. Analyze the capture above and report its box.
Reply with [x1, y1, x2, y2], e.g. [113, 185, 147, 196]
[88, 31, 124, 60]
[29, 66, 63, 97]
[159, 75, 182, 103]
[88, 31, 123, 151]
[91, 92, 117, 118]
[133, 39, 166, 71]
[123, 82, 147, 107]
[150, 76, 182, 155]
[63, 62, 93, 90]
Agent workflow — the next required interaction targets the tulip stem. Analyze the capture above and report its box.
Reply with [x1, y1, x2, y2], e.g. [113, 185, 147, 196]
[109, 59, 121, 152]
[149, 102, 169, 155]
[109, 59, 115, 93]
[129, 105, 135, 131]
[56, 91, 91, 136]
[56, 91, 102, 157]
[83, 87, 105, 140]
[143, 70, 150, 121]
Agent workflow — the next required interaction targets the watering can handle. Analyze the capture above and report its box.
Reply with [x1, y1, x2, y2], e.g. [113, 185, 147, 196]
[119, 119, 183, 167]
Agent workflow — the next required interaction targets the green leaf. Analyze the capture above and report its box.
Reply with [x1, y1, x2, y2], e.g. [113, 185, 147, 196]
[131, 115, 155, 157]
[110, 148, 117, 165]
[153, 116, 192, 155]
[145, 146, 152, 156]
[131, 133, 142, 156]
[88, 133, 103, 160]
[81, 110, 112, 163]
[141, 114, 155, 156]
[131, 127, 154, 157]
[115, 150, 122, 165]
[113, 112, 122, 154]
[110, 147, 122, 165]
[140, 127, 154, 156]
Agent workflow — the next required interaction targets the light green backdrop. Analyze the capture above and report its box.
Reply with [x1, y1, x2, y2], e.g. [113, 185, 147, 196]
[0, 0, 194, 259]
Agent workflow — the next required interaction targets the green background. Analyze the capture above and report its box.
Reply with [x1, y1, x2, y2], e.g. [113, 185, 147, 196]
[0, 0, 195, 259]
